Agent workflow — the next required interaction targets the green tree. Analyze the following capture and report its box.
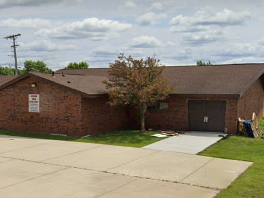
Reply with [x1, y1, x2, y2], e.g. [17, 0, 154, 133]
[65, 61, 89, 69]
[0, 67, 15, 75]
[0, 66, 25, 76]
[24, 60, 52, 73]
[103, 54, 173, 132]
[197, 60, 212, 66]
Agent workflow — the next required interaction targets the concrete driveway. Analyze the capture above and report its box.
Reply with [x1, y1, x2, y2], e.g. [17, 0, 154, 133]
[144, 132, 227, 154]
[0, 135, 251, 198]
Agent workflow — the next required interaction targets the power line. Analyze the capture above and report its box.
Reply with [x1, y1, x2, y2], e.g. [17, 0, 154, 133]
[3, 33, 21, 76]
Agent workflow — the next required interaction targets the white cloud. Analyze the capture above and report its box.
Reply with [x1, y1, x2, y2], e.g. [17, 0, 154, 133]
[221, 57, 264, 64]
[45, 59, 71, 70]
[137, 12, 167, 26]
[149, 2, 163, 11]
[196, 9, 250, 26]
[163, 48, 192, 61]
[170, 8, 251, 45]
[219, 43, 264, 58]
[258, 37, 264, 45]
[0, 0, 82, 8]
[170, 25, 209, 33]
[83, 56, 115, 68]
[131, 36, 162, 48]
[122, 1, 137, 9]
[22, 40, 76, 51]
[183, 30, 225, 44]
[93, 46, 120, 56]
[36, 18, 132, 40]
[0, 1, 263, 69]
[170, 9, 251, 28]
[0, 18, 52, 29]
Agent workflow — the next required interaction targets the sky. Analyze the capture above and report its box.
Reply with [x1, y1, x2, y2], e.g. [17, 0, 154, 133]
[0, 0, 264, 70]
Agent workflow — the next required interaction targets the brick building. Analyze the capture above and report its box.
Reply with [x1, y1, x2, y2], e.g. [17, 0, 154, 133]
[0, 63, 264, 136]
[0, 73, 128, 136]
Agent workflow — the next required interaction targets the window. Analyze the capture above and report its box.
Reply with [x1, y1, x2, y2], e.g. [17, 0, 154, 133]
[148, 102, 168, 110]
[159, 102, 169, 110]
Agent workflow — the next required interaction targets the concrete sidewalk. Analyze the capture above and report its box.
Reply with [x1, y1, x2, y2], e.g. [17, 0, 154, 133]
[0, 135, 251, 198]
[144, 132, 227, 154]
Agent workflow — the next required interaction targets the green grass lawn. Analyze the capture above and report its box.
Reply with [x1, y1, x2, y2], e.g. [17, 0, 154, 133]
[200, 136, 264, 198]
[0, 130, 167, 148]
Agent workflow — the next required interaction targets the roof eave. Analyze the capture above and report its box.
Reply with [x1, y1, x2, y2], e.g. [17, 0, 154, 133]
[0, 73, 31, 91]
[83, 93, 108, 98]
[170, 93, 240, 99]
[238, 68, 264, 97]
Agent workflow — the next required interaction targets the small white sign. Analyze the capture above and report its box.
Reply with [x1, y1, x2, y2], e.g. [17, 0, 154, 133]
[29, 94, 39, 113]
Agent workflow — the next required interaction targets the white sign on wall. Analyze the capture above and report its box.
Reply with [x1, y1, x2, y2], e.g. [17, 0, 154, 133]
[29, 94, 40, 113]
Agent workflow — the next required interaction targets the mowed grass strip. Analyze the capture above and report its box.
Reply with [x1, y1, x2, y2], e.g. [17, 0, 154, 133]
[200, 136, 264, 198]
[0, 130, 167, 148]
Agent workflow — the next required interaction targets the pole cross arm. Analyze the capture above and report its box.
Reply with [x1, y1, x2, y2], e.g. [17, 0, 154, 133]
[3, 33, 21, 76]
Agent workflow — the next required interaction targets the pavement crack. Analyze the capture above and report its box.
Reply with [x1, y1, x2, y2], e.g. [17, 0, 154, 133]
[179, 157, 215, 182]
[106, 150, 161, 171]
[0, 141, 55, 155]
[41, 144, 104, 162]
[0, 167, 68, 190]
[95, 177, 138, 198]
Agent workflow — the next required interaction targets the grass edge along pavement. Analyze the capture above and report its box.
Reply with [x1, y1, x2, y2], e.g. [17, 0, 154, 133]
[0, 130, 167, 148]
[200, 134, 264, 198]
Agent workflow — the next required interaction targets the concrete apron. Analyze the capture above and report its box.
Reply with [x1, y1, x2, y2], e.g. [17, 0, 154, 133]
[0, 135, 251, 198]
[144, 132, 227, 154]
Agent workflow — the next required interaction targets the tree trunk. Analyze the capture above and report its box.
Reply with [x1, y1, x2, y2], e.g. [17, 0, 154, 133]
[140, 103, 146, 132]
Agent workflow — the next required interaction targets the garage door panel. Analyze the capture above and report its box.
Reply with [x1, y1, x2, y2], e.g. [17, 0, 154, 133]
[189, 101, 206, 131]
[189, 100, 226, 132]
[206, 101, 226, 132]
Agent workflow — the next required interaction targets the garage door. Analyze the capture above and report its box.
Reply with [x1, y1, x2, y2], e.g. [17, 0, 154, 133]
[188, 100, 226, 132]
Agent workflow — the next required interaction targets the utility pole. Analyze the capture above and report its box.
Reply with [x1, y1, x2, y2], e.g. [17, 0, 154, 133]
[4, 34, 21, 76]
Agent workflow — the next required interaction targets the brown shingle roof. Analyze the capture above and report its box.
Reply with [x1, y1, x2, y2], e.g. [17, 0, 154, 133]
[0, 75, 17, 86]
[163, 64, 264, 95]
[1, 64, 264, 97]
[0, 72, 108, 95]
[34, 72, 108, 95]
[56, 63, 264, 96]
[56, 68, 110, 77]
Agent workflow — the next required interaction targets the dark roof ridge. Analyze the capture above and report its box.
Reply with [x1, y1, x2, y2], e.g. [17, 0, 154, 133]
[30, 72, 106, 78]
[56, 63, 264, 71]
[56, 68, 110, 72]
[164, 63, 264, 68]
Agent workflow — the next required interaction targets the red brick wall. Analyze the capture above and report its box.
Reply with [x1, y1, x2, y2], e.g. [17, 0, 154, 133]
[81, 98, 129, 135]
[237, 79, 264, 120]
[0, 76, 84, 136]
[225, 99, 238, 134]
[128, 96, 189, 131]
[145, 97, 189, 131]
[129, 95, 238, 134]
